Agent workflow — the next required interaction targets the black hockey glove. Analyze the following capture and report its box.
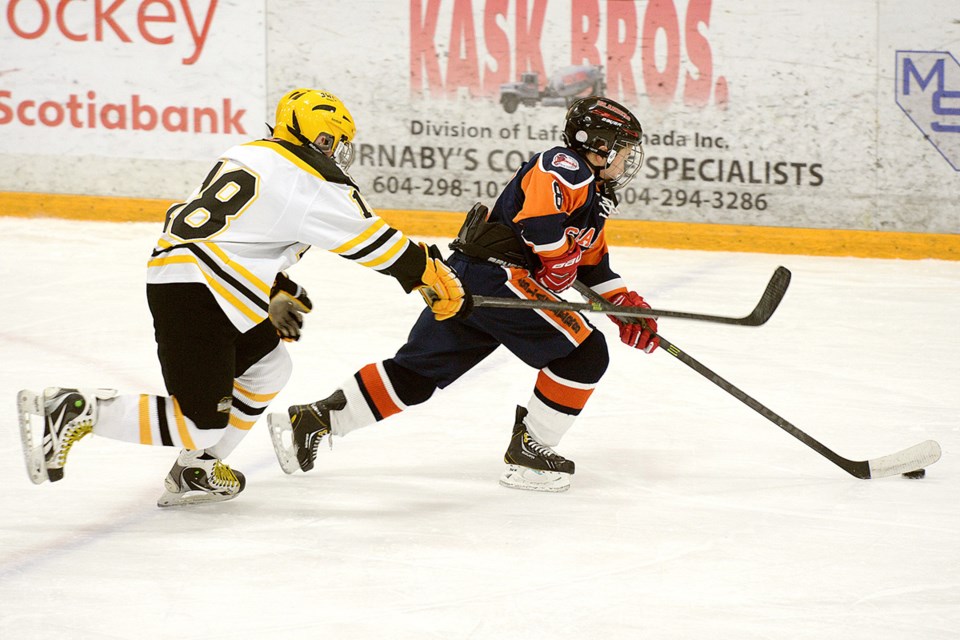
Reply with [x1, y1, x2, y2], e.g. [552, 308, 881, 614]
[269, 272, 313, 342]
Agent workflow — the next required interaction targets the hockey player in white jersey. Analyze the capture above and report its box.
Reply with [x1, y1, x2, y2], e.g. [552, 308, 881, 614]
[16, 88, 470, 507]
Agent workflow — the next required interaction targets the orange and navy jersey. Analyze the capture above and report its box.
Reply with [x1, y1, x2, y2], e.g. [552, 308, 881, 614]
[488, 146, 628, 300]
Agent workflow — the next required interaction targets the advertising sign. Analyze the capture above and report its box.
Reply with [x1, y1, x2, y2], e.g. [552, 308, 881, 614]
[1, 0, 957, 233]
[0, 0, 265, 160]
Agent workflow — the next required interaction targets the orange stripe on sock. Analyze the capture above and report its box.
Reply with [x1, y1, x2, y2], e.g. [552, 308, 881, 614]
[171, 396, 197, 450]
[139, 394, 152, 445]
[535, 370, 595, 411]
[358, 363, 402, 419]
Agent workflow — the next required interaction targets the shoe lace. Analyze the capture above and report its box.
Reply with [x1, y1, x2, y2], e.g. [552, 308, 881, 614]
[211, 460, 240, 488]
[56, 423, 93, 466]
[306, 405, 333, 452]
[523, 433, 562, 459]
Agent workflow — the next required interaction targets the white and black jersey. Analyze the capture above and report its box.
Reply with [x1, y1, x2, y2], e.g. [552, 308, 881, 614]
[147, 138, 426, 331]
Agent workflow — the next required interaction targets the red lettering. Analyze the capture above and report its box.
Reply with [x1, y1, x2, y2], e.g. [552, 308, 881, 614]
[410, 0, 444, 97]
[571, 0, 601, 66]
[57, 0, 87, 41]
[95, 0, 132, 42]
[641, 0, 680, 108]
[0, 91, 13, 124]
[38, 101, 65, 126]
[87, 91, 96, 128]
[483, 0, 511, 96]
[139, 0, 176, 45]
[446, 0, 480, 96]
[101, 103, 126, 129]
[179, 0, 218, 65]
[222, 99, 245, 134]
[515, 0, 547, 87]
[607, 0, 638, 102]
[132, 94, 158, 130]
[66, 94, 84, 126]
[18, 100, 36, 126]
[194, 106, 218, 132]
[162, 106, 188, 132]
[683, 0, 712, 106]
[7, 0, 50, 39]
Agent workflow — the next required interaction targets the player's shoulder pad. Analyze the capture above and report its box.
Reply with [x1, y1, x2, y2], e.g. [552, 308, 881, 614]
[255, 138, 358, 188]
[536, 146, 594, 190]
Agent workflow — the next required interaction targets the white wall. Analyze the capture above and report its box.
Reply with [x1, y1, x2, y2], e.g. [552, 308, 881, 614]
[1, 0, 958, 233]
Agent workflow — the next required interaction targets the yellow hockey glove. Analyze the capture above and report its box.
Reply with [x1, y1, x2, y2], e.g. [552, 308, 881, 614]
[417, 243, 472, 321]
[269, 272, 313, 341]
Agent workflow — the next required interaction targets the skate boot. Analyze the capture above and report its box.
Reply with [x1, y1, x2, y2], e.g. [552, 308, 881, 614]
[268, 390, 346, 474]
[157, 449, 246, 507]
[17, 387, 117, 484]
[499, 406, 575, 493]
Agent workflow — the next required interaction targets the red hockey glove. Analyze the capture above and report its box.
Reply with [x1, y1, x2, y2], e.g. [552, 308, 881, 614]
[607, 291, 660, 354]
[269, 272, 313, 341]
[534, 242, 582, 292]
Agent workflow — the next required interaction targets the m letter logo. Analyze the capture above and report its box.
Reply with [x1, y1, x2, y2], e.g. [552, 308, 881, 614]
[896, 51, 960, 171]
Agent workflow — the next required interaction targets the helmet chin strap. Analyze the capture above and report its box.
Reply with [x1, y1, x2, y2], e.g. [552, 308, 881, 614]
[286, 124, 338, 161]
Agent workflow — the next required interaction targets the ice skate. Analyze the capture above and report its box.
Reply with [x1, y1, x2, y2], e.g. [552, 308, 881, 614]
[157, 449, 246, 507]
[268, 391, 345, 474]
[499, 406, 575, 493]
[17, 387, 117, 484]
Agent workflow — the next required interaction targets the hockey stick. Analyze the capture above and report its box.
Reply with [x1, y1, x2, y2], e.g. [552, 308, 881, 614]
[572, 282, 941, 479]
[473, 266, 791, 326]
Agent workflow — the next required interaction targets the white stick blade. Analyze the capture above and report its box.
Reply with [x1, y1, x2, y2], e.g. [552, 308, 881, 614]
[867, 440, 942, 478]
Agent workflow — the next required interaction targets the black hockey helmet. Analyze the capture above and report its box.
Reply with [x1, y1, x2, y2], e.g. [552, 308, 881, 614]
[562, 96, 644, 189]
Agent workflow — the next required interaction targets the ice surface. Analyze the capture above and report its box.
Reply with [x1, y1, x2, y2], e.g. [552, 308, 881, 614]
[1, 217, 957, 639]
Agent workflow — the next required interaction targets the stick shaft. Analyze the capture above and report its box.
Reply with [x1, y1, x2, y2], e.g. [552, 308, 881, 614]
[474, 266, 791, 327]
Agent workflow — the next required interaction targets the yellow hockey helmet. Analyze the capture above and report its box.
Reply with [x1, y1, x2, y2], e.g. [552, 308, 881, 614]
[274, 89, 357, 170]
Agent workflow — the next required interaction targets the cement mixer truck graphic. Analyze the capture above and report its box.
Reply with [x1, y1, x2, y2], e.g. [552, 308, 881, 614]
[499, 65, 606, 114]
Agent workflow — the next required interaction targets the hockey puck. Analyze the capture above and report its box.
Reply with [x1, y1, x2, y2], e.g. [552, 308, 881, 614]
[901, 469, 926, 479]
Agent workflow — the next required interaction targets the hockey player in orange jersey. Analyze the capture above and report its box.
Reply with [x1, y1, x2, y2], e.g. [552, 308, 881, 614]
[269, 96, 657, 492]
[16, 89, 470, 507]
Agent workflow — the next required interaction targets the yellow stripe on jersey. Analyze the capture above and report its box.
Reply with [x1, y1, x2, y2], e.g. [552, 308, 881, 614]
[330, 218, 387, 254]
[147, 253, 264, 324]
[139, 394, 152, 445]
[245, 140, 327, 181]
[171, 397, 197, 450]
[202, 242, 271, 295]
[359, 235, 410, 268]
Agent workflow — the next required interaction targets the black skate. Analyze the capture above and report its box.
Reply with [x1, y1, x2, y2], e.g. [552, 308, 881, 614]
[500, 406, 575, 492]
[157, 449, 246, 507]
[268, 391, 346, 474]
[17, 387, 117, 484]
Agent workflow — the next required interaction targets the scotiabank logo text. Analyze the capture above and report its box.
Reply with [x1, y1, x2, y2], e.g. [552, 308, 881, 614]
[0, 90, 247, 134]
[4, 0, 219, 65]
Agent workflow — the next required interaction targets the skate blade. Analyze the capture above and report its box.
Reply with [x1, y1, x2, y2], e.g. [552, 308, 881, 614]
[499, 464, 571, 493]
[267, 412, 300, 474]
[17, 389, 48, 484]
[157, 489, 240, 508]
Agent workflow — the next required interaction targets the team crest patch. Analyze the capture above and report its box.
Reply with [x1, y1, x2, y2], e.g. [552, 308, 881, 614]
[217, 397, 233, 413]
[551, 153, 580, 171]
